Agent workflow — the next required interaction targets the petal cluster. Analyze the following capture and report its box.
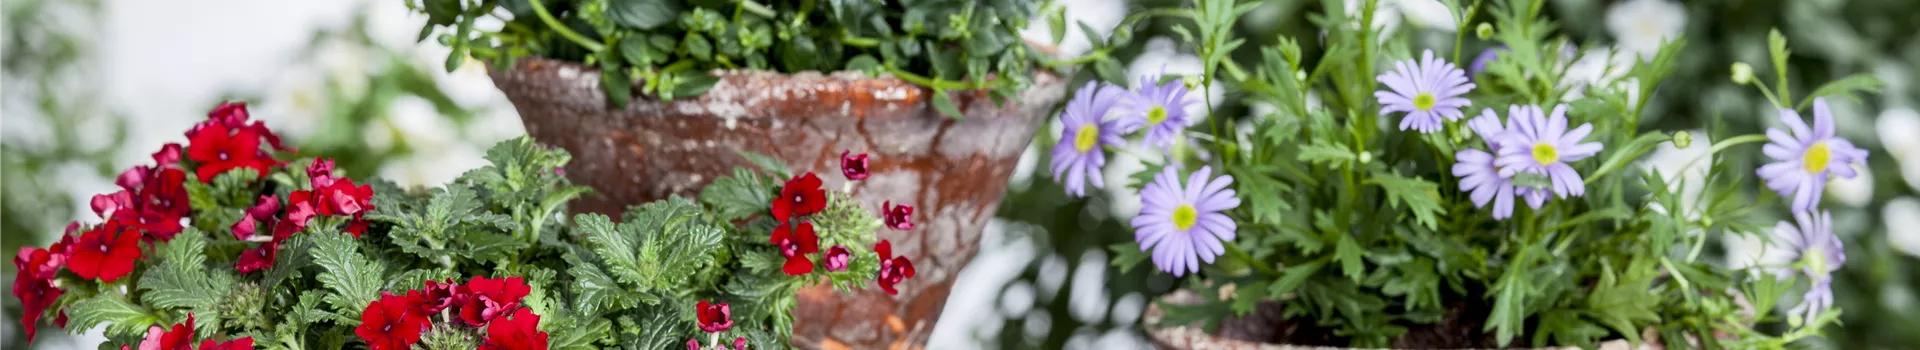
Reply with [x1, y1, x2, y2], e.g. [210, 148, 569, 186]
[1130, 166, 1240, 276]
[1050, 81, 1128, 196]
[1757, 98, 1869, 213]
[1377, 50, 1476, 133]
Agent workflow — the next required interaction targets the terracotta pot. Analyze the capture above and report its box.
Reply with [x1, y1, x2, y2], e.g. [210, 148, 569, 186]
[489, 57, 1066, 349]
[1143, 291, 1659, 350]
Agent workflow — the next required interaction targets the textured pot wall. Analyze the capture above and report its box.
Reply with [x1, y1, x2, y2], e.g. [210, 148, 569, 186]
[490, 58, 1065, 349]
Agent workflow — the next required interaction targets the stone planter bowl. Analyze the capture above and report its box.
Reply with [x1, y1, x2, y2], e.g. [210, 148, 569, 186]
[489, 57, 1066, 349]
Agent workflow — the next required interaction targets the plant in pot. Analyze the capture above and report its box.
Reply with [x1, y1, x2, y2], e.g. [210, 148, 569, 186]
[405, 0, 1092, 346]
[10, 103, 923, 349]
[1017, 0, 1875, 348]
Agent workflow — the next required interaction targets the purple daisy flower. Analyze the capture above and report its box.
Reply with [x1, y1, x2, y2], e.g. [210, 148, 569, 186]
[1376, 49, 1476, 133]
[1453, 109, 1549, 219]
[1051, 81, 1127, 197]
[1131, 166, 1239, 277]
[1116, 75, 1197, 150]
[1757, 98, 1870, 213]
[1773, 210, 1844, 325]
[1494, 104, 1603, 198]
[1469, 46, 1504, 77]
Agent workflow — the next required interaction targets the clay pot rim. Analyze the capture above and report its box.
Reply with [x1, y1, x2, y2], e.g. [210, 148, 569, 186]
[1141, 292, 1659, 350]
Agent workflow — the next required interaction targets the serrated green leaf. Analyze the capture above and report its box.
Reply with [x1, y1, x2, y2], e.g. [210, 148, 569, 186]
[1296, 141, 1355, 166]
[931, 90, 963, 120]
[311, 231, 385, 316]
[1486, 259, 1533, 347]
[1367, 171, 1444, 230]
[463, 229, 529, 262]
[65, 297, 162, 338]
[1108, 242, 1151, 274]
[1767, 28, 1790, 102]
[736, 151, 791, 178]
[580, 197, 725, 293]
[1267, 261, 1321, 298]
[137, 230, 232, 337]
[563, 247, 645, 316]
[1335, 235, 1365, 281]
[701, 168, 774, 221]
[549, 317, 612, 350]
[1798, 74, 1883, 109]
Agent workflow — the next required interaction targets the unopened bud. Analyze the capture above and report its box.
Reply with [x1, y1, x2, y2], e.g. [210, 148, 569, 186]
[1730, 62, 1754, 85]
[1475, 23, 1494, 39]
[1672, 130, 1693, 148]
[1358, 151, 1373, 164]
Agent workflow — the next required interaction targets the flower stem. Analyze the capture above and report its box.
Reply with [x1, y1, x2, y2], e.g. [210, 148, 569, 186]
[1223, 242, 1279, 277]
[1675, 134, 1772, 176]
[527, 0, 605, 52]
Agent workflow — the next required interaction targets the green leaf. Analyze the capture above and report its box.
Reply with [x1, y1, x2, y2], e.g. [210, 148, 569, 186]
[601, 62, 633, 108]
[846, 55, 883, 76]
[931, 89, 964, 120]
[1767, 28, 1790, 102]
[549, 317, 613, 350]
[1486, 258, 1534, 347]
[619, 36, 653, 66]
[137, 230, 233, 337]
[700, 168, 774, 221]
[683, 34, 713, 60]
[1047, 7, 1067, 45]
[1533, 309, 1606, 348]
[1798, 74, 1883, 109]
[1366, 171, 1445, 230]
[1335, 235, 1365, 282]
[579, 196, 725, 293]
[563, 247, 646, 316]
[607, 0, 680, 30]
[1295, 141, 1355, 167]
[671, 72, 720, 98]
[311, 230, 386, 317]
[736, 151, 791, 178]
[462, 229, 529, 262]
[1266, 261, 1322, 298]
[64, 297, 162, 337]
[1108, 242, 1151, 274]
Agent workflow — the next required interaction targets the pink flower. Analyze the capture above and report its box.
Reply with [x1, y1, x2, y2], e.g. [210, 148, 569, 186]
[696, 300, 733, 333]
[308, 158, 337, 188]
[883, 201, 915, 231]
[235, 242, 277, 273]
[116, 166, 151, 190]
[840, 150, 870, 180]
[91, 190, 134, 219]
[770, 222, 820, 276]
[152, 143, 183, 168]
[874, 240, 916, 295]
[824, 245, 851, 272]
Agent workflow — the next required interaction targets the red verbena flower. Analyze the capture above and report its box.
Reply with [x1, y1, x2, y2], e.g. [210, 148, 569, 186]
[234, 242, 277, 273]
[116, 165, 151, 190]
[419, 278, 463, 314]
[139, 313, 197, 350]
[137, 168, 191, 217]
[824, 245, 851, 272]
[840, 150, 870, 180]
[91, 190, 133, 219]
[191, 102, 291, 152]
[874, 240, 916, 295]
[883, 201, 914, 231]
[308, 158, 337, 188]
[458, 276, 530, 326]
[734, 337, 747, 350]
[153, 143, 183, 168]
[480, 308, 549, 350]
[112, 209, 183, 242]
[68, 221, 143, 282]
[770, 222, 820, 275]
[687, 339, 701, 350]
[356, 292, 431, 350]
[771, 172, 827, 223]
[13, 247, 66, 343]
[198, 338, 256, 350]
[232, 195, 280, 240]
[187, 122, 272, 183]
[695, 300, 733, 333]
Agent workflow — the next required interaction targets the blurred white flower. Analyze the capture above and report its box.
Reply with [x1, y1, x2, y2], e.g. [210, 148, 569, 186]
[1561, 47, 1636, 101]
[1638, 130, 1709, 212]
[1886, 197, 1920, 258]
[1393, 0, 1458, 31]
[1343, 0, 1400, 34]
[1605, 0, 1685, 59]
[1018, 0, 1127, 58]
[1827, 163, 1873, 207]
[1879, 107, 1920, 191]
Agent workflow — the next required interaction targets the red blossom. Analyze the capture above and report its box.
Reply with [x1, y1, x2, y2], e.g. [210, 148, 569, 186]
[116, 165, 151, 190]
[187, 122, 273, 183]
[197, 338, 256, 350]
[824, 245, 851, 272]
[873, 240, 916, 295]
[346, 215, 370, 238]
[112, 209, 183, 242]
[840, 150, 870, 180]
[235, 242, 277, 273]
[308, 158, 337, 188]
[770, 173, 827, 224]
[139, 313, 197, 350]
[687, 339, 700, 350]
[231, 195, 280, 240]
[137, 168, 191, 217]
[459, 276, 530, 326]
[190, 102, 290, 153]
[91, 190, 134, 219]
[12, 247, 65, 343]
[480, 308, 549, 350]
[734, 337, 747, 350]
[271, 216, 305, 241]
[419, 278, 464, 314]
[883, 201, 915, 231]
[68, 221, 142, 282]
[770, 222, 820, 276]
[355, 292, 431, 350]
[695, 300, 733, 333]
[153, 143, 183, 168]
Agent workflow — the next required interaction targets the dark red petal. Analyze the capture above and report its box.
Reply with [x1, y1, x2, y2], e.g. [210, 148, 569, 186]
[782, 255, 814, 276]
[795, 223, 819, 254]
[875, 240, 893, 260]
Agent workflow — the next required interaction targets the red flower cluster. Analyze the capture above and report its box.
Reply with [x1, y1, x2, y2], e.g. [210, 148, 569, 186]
[354, 276, 547, 350]
[92, 147, 193, 241]
[69, 220, 143, 282]
[771, 172, 827, 224]
[12, 245, 66, 342]
[874, 240, 916, 295]
[186, 102, 288, 183]
[132, 313, 254, 350]
[288, 159, 375, 238]
[771, 222, 821, 275]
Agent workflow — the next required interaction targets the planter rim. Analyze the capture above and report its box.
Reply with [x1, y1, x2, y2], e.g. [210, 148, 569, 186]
[493, 56, 1062, 123]
[1142, 291, 1658, 350]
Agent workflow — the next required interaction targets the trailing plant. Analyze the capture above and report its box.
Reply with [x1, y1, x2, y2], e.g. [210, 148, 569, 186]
[407, 0, 1065, 118]
[1029, 0, 1882, 348]
[10, 103, 920, 349]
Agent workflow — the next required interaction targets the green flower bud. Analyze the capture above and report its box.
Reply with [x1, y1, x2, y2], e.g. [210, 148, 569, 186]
[1672, 130, 1693, 148]
[1475, 23, 1494, 39]
[1358, 151, 1373, 164]
[220, 282, 268, 332]
[1730, 62, 1754, 85]
[418, 323, 483, 350]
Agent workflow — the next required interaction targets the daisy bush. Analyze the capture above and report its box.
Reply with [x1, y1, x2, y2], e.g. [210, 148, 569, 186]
[1037, 0, 1881, 348]
[11, 104, 919, 349]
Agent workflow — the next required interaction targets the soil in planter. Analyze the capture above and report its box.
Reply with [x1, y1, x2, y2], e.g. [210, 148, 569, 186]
[1215, 287, 1537, 348]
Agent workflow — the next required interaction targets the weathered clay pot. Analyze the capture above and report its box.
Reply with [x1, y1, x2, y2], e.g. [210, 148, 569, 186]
[1144, 291, 1658, 350]
[490, 57, 1066, 349]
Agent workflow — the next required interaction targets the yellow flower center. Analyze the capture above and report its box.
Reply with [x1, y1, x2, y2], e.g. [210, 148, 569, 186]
[1074, 123, 1100, 153]
[1804, 248, 1829, 279]
[1802, 141, 1831, 174]
[1147, 106, 1168, 125]
[1413, 93, 1437, 111]
[1171, 204, 1198, 231]
[1531, 142, 1559, 165]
